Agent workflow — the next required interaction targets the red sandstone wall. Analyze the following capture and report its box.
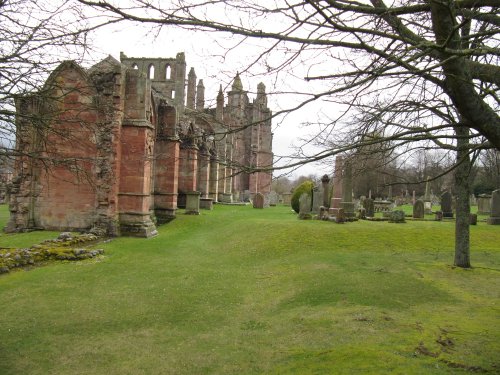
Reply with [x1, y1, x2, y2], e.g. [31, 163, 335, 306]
[35, 66, 99, 230]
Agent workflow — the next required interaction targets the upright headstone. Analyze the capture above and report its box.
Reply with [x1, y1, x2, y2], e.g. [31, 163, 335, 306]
[312, 186, 322, 214]
[321, 174, 330, 208]
[341, 161, 355, 218]
[423, 178, 432, 214]
[364, 198, 375, 217]
[413, 199, 424, 219]
[329, 155, 343, 216]
[487, 189, 500, 225]
[268, 191, 278, 206]
[298, 193, 312, 220]
[282, 193, 292, 206]
[387, 186, 393, 201]
[253, 192, 265, 209]
[469, 213, 478, 225]
[477, 194, 492, 215]
[441, 192, 453, 218]
[424, 177, 431, 201]
[412, 190, 416, 206]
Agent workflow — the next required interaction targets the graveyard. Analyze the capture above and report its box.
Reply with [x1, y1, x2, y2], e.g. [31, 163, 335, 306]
[0, 202, 499, 374]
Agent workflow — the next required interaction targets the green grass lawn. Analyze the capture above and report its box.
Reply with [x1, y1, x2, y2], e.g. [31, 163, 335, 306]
[0, 203, 499, 374]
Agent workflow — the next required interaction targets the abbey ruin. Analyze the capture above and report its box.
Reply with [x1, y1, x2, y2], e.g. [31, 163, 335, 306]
[6, 52, 273, 237]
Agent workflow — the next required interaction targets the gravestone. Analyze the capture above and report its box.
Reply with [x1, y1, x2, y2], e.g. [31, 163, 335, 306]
[487, 189, 500, 225]
[470, 213, 477, 225]
[185, 191, 201, 215]
[329, 155, 343, 216]
[321, 174, 330, 208]
[341, 161, 355, 218]
[364, 198, 375, 217]
[435, 211, 443, 221]
[268, 191, 278, 206]
[441, 192, 453, 218]
[253, 192, 265, 209]
[413, 199, 424, 219]
[358, 207, 366, 220]
[312, 186, 323, 214]
[477, 194, 491, 215]
[335, 208, 346, 223]
[282, 193, 292, 206]
[298, 193, 312, 219]
[389, 210, 406, 223]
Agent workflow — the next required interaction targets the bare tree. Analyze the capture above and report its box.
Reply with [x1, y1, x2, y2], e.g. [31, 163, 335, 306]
[0, 0, 106, 152]
[71, 1, 500, 266]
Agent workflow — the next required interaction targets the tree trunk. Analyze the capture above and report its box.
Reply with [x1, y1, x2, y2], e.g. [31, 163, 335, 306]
[454, 125, 471, 268]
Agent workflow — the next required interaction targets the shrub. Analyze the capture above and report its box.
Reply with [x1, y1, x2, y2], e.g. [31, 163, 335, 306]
[291, 180, 314, 213]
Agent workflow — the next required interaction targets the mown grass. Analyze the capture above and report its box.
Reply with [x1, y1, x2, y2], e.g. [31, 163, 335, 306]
[0, 203, 499, 374]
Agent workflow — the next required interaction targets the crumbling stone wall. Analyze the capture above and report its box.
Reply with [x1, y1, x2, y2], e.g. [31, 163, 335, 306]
[7, 52, 274, 237]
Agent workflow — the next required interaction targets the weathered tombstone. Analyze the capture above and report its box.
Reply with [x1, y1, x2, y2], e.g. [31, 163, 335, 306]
[329, 155, 343, 216]
[387, 186, 393, 201]
[268, 191, 278, 206]
[487, 189, 500, 225]
[341, 161, 355, 218]
[298, 193, 312, 220]
[364, 198, 375, 217]
[253, 192, 265, 209]
[441, 192, 453, 218]
[477, 194, 492, 215]
[435, 211, 443, 221]
[413, 199, 424, 219]
[312, 186, 322, 214]
[469, 213, 478, 225]
[282, 193, 292, 206]
[321, 174, 330, 208]
[412, 190, 416, 205]
[335, 208, 346, 223]
[185, 191, 201, 215]
[389, 210, 406, 223]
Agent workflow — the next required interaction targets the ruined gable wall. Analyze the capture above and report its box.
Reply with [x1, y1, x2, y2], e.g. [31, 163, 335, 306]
[20, 63, 99, 231]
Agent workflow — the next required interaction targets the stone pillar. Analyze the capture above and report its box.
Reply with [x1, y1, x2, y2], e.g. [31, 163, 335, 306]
[197, 148, 210, 198]
[329, 155, 343, 216]
[154, 138, 180, 223]
[186, 68, 196, 109]
[179, 144, 198, 192]
[341, 161, 355, 218]
[321, 174, 330, 208]
[118, 125, 157, 237]
[196, 79, 205, 110]
[216, 85, 224, 121]
[217, 160, 226, 200]
[209, 155, 219, 201]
